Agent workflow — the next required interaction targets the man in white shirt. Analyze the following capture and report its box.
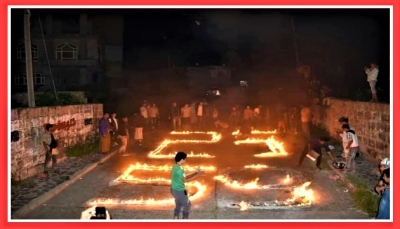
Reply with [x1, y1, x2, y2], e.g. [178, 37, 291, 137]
[197, 102, 204, 128]
[365, 63, 379, 102]
[342, 124, 359, 173]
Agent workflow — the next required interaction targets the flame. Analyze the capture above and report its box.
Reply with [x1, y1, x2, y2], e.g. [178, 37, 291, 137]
[234, 136, 288, 157]
[214, 174, 291, 190]
[88, 131, 219, 207]
[282, 182, 314, 206]
[282, 174, 292, 184]
[87, 181, 207, 206]
[234, 138, 267, 145]
[238, 201, 250, 211]
[244, 164, 268, 169]
[116, 162, 215, 182]
[148, 131, 221, 159]
[232, 129, 277, 136]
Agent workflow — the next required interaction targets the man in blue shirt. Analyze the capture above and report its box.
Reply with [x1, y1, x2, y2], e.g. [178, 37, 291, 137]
[375, 168, 390, 219]
[298, 136, 336, 170]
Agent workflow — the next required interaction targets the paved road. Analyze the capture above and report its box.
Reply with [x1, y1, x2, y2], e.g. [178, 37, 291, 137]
[21, 129, 370, 220]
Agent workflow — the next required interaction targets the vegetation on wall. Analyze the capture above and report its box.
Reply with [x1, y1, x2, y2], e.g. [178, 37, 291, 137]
[35, 92, 85, 107]
[64, 133, 99, 158]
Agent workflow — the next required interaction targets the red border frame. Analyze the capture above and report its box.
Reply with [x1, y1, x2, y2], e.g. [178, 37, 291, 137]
[2, 1, 397, 229]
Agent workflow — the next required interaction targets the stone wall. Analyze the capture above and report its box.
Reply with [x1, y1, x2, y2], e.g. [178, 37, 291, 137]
[10, 104, 103, 181]
[311, 98, 390, 160]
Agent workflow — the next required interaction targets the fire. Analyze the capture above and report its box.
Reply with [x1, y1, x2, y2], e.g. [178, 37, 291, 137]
[282, 182, 314, 206]
[232, 129, 277, 136]
[148, 131, 221, 159]
[87, 181, 207, 206]
[214, 174, 292, 190]
[93, 131, 220, 207]
[238, 201, 250, 211]
[116, 162, 215, 183]
[282, 174, 292, 184]
[244, 164, 268, 169]
[234, 138, 267, 145]
[234, 136, 288, 157]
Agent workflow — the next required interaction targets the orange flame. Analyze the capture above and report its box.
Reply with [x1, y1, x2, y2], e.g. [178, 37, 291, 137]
[232, 129, 277, 136]
[148, 131, 221, 159]
[87, 181, 207, 206]
[234, 136, 288, 157]
[214, 174, 291, 190]
[117, 162, 215, 182]
[244, 164, 268, 169]
[282, 182, 314, 206]
[238, 201, 250, 211]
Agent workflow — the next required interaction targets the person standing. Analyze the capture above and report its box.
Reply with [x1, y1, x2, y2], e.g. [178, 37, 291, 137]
[375, 158, 390, 195]
[169, 102, 181, 130]
[170, 152, 203, 219]
[375, 168, 390, 219]
[229, 106, 239, 129]
[117, 116, 129, 155]
[132, 112, 145, 146]
[41, 124, 59, 174]
[365, 62, 379, 102]
[196, 102, 205, 129]
[342, 124, 359, 173]
[99, 113, 111, 154]
[300, 104, 312, 139]
[181, 104, 191, 130]
[109, 112, 118, 146]
[148, 103, 160, 130]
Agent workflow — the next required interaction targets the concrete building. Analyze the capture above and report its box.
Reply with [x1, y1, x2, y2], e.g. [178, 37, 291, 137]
[11, 10, 123, 94]
[186, 66, 232, 91]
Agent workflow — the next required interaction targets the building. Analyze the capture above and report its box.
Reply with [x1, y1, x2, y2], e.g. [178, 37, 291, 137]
[11, 10, 123, 95]
[186, 66, 231, 92]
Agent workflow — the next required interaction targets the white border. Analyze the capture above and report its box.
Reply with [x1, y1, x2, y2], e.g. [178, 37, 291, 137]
[8, 5, 393, 223]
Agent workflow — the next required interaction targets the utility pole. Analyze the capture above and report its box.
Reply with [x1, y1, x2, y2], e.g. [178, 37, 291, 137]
[24, 9, 35, 107]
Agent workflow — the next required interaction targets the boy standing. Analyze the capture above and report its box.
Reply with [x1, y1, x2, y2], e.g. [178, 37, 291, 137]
[170, 152, 204, 219]
[342, 124, 359, 173]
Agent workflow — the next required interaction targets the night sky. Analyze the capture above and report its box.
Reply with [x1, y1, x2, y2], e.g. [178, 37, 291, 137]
[11, 8, 390, 101]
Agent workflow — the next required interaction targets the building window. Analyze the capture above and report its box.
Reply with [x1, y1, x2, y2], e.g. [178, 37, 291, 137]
[14, 73, 27, 85]
[14, 73, 45, 86]
[17, 43, 39, 60]
[56, 43, 78, 60]
[33, 74, 45, 85]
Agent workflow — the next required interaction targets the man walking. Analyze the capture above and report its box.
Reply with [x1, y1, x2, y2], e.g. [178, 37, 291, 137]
[170, 152, 204, 219]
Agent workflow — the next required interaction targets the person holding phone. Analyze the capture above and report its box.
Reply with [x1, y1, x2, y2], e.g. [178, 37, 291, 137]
[170, 151, 204, 219]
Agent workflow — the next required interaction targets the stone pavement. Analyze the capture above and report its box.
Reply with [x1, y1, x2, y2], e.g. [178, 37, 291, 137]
[11, 150, 112, 215]
[327, 144, 382, 193]
[10, 121, 383, 220]
[14, 129, 375, 220]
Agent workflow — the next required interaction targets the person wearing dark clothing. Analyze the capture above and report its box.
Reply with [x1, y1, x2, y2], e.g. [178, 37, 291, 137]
[109, 113, 118, 146]
[169, 102, 181, 130]
[41, 124, 59, 173]
[117, 116, 129, 154]
[298, 136, 336, 170]
[132, 113, 145, 146]
[375, 168, 390, 219]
